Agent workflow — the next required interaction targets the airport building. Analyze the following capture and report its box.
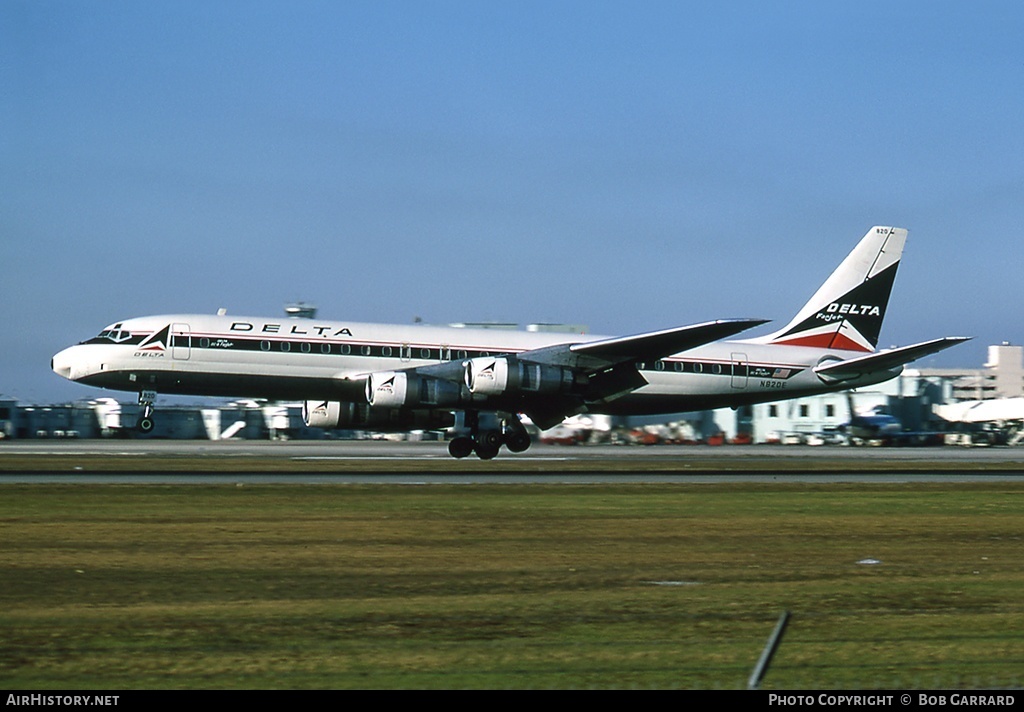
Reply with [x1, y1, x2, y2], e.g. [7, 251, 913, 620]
[591, 342, 1024, 446]
[712, 343, 1023, 445]
[0, 396, 313, 441]
[917, 343, 1024, 401]
[741, 369, 947, 444]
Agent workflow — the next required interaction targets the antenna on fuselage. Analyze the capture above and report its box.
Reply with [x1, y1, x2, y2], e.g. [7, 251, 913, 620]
[285, 302, 318, 319]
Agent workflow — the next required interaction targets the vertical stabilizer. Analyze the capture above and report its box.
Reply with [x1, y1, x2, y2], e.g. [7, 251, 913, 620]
[756, 226, 907, 352]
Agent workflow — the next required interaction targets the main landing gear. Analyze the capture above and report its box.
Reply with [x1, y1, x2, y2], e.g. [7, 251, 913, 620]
[447, 411, 532, 460]
[136, 390, 157, 434]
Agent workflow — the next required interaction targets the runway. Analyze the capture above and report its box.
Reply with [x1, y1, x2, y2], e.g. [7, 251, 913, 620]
[2, 439, 1023, 483]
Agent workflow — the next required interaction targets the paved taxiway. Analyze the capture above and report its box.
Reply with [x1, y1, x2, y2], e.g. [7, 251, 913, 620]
[6, 438, 1024, 461]
[2, 440, 1023, 483]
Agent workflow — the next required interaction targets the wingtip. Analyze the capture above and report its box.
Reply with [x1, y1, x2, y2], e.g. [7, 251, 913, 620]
[710, 318, 771, 335]
[739, 318, 772, 330]
[718, 318, 771, 327]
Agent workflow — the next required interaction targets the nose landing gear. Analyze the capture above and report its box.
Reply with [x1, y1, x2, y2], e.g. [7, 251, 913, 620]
[136, 390, 157, 434]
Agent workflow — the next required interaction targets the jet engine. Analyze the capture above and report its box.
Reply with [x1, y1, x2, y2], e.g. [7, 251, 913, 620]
[302, 400, 453, 432]
[365, 371, 465, 408]
[464, 356, 576, 397]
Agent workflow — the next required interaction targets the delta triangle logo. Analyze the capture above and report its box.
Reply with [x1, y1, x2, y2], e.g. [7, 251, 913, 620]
[136, 325, 171, 352]
[772, 262, 899, 353]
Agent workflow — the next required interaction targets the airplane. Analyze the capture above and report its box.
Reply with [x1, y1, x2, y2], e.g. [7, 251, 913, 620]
[842, 392, 903, 442]
[52, 226, 969, 459]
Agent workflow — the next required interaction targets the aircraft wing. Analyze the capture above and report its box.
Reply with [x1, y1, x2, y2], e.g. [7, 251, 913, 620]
[568, 318, 769, 363]
[518, 318, 770, 369]
[407, 318, 769, 380]
[814, 336, 971, 382]
[404, 318, 769, 426]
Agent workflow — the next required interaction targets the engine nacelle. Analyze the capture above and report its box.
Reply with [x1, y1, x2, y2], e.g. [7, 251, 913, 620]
[464, 356, 575, 397]
[365, 371, 465, 408]
[365, 372, 409, 408]
[302, 400, 454, 432]
[464, 357, 511, 396]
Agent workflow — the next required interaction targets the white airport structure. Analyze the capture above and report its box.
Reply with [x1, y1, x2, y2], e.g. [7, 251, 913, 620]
[741, 343, 1023, 445]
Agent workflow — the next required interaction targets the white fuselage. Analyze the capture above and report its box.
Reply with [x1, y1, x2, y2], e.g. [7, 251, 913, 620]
[52, 313, 899, 415]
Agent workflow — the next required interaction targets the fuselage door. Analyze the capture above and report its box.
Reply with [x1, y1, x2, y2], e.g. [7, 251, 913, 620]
[730, 352, 748, 389]
[172, 323, 191, 360]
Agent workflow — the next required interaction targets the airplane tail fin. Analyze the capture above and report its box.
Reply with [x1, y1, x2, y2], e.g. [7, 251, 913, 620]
[755, 226, 907, 353]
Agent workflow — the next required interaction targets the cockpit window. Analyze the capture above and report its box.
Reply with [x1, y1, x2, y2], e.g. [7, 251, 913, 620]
[98, 324, 133, 343]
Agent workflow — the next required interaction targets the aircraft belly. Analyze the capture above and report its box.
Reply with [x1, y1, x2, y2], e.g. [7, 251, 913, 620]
[634, 371, 728, 394]
[79, 368, 366, 401]
[593, 366, 895, 416]
[593, 372, 740, 415]
[81, 350, 371, 401]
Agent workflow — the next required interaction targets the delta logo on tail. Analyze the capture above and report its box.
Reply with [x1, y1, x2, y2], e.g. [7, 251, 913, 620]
[770, 262, 898, 352]
[757, 226, 905, 353]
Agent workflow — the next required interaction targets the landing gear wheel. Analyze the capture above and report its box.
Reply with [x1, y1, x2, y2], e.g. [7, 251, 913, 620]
[448, 437, 474, 459]
[449, 411, 509, 460]
[136, 416, 155, 434]
[506, 430, 532, 453]
[503, 413, 532, 453]
[480, 430, 504, 450]
[474, 443, 500, 460]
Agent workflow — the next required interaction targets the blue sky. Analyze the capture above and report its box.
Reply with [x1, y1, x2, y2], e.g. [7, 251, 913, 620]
[2, 1, 1022, 402]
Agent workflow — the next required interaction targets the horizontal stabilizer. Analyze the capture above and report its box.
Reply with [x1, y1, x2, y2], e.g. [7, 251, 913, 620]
[814, 337, 971, 382]
[569, 318, 769, 364]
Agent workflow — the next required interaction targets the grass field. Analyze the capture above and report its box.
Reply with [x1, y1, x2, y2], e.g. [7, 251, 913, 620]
[2, 481, 1023, 689]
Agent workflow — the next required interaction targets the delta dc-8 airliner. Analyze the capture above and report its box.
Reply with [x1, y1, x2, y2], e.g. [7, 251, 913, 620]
[52, 226, 967, 458]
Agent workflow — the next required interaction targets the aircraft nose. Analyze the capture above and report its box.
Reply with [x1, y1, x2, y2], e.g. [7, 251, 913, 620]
[52, 346, 79, 381]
